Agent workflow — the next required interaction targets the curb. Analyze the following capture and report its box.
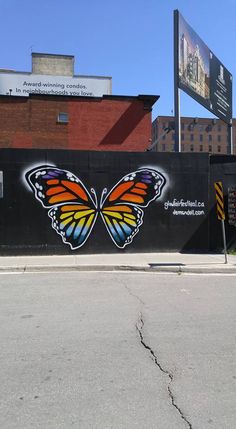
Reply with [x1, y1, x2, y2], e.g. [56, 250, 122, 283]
[0, 264, 236, 274]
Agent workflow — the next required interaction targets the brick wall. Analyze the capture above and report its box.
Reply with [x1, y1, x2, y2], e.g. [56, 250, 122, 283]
[0, 94, 156, 151]
[152, 115, 235, 154]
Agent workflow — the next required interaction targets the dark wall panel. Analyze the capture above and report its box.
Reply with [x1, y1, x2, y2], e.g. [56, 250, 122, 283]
[209, 155, 236, 251]
[0, 148, 214, 255]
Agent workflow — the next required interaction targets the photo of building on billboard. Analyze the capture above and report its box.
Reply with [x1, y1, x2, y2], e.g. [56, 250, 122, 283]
[175, 10, 232, 124]
[178, 12, 210, 104]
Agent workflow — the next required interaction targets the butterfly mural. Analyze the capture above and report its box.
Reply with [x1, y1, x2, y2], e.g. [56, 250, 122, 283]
[25, 166, 166, 249]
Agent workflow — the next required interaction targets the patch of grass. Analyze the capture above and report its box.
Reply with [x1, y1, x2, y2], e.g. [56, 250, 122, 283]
[228, 249, 236, 255]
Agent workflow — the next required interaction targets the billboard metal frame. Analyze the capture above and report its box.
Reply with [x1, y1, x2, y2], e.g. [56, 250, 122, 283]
[174, 10, 181, 152]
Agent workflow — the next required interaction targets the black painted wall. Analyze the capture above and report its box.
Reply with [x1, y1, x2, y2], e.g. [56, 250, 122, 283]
[0, 148, 235, 255]
[209, 155, 236, 251]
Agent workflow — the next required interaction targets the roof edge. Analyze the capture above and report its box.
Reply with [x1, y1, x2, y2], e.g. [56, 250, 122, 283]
[31, 52, 74, 59]
[0, 93, 160, 104]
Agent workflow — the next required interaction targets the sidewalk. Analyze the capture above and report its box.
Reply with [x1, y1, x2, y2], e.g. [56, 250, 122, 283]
[0, 252, 236, 274]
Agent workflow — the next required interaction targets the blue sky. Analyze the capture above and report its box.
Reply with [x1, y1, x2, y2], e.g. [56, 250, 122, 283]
[1, 0, 235, 120]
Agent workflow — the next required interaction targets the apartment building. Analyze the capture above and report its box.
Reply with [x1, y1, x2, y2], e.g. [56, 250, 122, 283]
[152, 116, 236, 154]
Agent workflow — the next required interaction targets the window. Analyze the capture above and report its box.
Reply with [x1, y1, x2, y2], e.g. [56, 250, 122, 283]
[181, 133, 184, 141]
[209, 145, 212, 152]
[190, 144, 194, 152]
[162, 143, 166, 152]
[190, 134, 194, 141]
[218, 124, 221, 132]
[200, 134, 203, 142]
[208, 134, 212, 142]
[200, 145, 203, 152]
[218, 135, 221, 142]
[162, 123, 166, 129]
[199, 124, 204, 132]
[181, 123, 185, 130]
[217, 145, 221, 153]
[57, 112, 69, 123]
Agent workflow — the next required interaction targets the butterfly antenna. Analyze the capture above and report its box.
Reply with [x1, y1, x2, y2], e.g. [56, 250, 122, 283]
[100, 188, 108, 207]
[90, 188, 98, 208]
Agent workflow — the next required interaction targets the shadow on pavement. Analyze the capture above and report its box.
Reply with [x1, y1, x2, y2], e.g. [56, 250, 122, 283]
[149, 263, 185, 267]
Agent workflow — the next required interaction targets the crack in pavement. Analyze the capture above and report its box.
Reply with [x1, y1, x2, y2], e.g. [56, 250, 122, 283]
[124, 284, 146, 306]
[136, 313, 193, 429]
[123, 280, 193, 428]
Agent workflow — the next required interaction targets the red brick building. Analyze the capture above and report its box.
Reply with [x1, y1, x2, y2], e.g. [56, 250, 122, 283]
[0, 53, 158, 151]
[0, 93, 158, 152]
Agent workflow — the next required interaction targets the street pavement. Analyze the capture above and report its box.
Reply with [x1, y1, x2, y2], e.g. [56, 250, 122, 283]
[0, 272, 236, 429]
[0, 252, 236, 274]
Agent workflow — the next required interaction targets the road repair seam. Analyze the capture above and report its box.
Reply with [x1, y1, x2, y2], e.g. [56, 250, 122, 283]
[136, 312, 193, 429]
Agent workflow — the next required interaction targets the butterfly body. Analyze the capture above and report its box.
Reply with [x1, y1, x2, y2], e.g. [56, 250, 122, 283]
[26, 166, 166, 249]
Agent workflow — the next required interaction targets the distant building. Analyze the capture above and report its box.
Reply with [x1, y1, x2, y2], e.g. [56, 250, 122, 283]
[152, 116, 236, 154]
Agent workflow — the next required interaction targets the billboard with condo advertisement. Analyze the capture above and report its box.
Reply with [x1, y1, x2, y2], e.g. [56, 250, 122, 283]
[174, 10, 232, 124]
[0, 72, 112, 98]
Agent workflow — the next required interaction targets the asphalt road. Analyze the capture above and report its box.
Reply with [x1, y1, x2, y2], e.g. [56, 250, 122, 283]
[0, 271, 236, 429]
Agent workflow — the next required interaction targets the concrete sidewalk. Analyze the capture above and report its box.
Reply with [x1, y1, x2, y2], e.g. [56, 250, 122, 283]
[0, 252, 236, 274]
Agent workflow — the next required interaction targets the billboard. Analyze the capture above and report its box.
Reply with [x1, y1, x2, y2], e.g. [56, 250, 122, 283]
[0, 72, 112, 98]
[175, 10, 232, 124]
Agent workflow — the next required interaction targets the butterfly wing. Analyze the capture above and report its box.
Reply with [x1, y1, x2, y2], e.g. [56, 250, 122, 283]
[100, 168, 166, 248]
[101, 204, 144, 248]
[26, 166, 97, 249]
[48, 203, 98, 249]
[103, 168, 166, 207]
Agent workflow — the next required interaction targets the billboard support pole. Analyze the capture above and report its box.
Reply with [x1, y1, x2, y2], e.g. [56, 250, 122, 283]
[221, 219, 228, 264]
[174, 87, 181, 152]
[228, 121, 233, 155]
[174, 10, 181, 153]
